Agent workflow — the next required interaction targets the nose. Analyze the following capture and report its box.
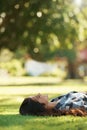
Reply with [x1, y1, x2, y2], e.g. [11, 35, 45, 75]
[38, 93, 41, 96]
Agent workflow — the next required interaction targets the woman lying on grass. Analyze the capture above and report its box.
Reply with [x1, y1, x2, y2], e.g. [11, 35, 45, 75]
[19, 91, 87, 116]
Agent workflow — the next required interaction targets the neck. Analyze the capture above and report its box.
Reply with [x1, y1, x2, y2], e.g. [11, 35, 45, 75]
[45, 102, 57, 110]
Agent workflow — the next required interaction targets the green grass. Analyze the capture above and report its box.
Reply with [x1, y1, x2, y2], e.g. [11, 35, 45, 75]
[0, 77, 87, 130]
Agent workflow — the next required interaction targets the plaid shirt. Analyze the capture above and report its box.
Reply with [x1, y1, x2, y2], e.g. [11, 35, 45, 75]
[51, 91, 87, 110]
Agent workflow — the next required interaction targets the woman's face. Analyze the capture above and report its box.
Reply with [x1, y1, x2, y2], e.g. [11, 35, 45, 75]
[30, 93, 48, 105]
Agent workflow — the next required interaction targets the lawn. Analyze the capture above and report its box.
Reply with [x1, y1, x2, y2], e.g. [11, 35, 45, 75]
[0, 77, 87, 130]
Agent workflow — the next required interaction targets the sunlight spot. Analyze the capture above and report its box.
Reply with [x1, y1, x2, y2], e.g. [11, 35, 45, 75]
[24, 2, 29, 8]
[48, 33, 60, 49]
[36, 37, 41, 44]
[36, 11, 42, 17]
[0, 27, 5, 33]
[0, 12, 6, 18]
[74, 8, 80, 14]
[33, 48, 39, 53]
[52, 0, 56, 2]
[23, 31, 29, 38]
[42, 9, 48, 14]
[14, 4, 20, 9]
[74, 0, 82, 7]
[69, 12, 74, 17]
[53, 13, 59, 18]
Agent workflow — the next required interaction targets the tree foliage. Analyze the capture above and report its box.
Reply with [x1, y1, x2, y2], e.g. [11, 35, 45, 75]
[0, 0, 87, 61]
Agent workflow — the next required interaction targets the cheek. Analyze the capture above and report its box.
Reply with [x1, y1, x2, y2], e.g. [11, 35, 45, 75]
[39, 98, 47, 104]
[43, 98, 48, 104]
[44, 96, 48, 102]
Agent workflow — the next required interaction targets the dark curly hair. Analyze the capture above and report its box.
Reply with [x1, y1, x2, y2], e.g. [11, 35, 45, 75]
[19, 98, 46, 115]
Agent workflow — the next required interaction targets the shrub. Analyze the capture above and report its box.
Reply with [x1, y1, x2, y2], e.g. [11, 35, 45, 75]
[0, 59, 25, 76]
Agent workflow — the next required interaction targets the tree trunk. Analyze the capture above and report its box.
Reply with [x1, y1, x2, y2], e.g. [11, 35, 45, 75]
[68, 61, 77, 79]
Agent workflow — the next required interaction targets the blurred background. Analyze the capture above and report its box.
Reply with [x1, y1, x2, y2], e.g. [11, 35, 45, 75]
[0, 0, 87, 80]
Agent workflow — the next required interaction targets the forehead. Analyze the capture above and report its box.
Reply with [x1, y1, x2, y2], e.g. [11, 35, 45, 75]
[29, 94, 39, 100]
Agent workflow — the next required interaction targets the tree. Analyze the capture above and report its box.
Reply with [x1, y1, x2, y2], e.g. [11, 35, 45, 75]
[0, 0, 87, 78]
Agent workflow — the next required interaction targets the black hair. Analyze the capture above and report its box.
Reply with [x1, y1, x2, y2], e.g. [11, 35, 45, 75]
[19, 98, 45, 115]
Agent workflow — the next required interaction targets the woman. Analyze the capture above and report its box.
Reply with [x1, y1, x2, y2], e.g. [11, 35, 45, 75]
[19, 91, 87, 116]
